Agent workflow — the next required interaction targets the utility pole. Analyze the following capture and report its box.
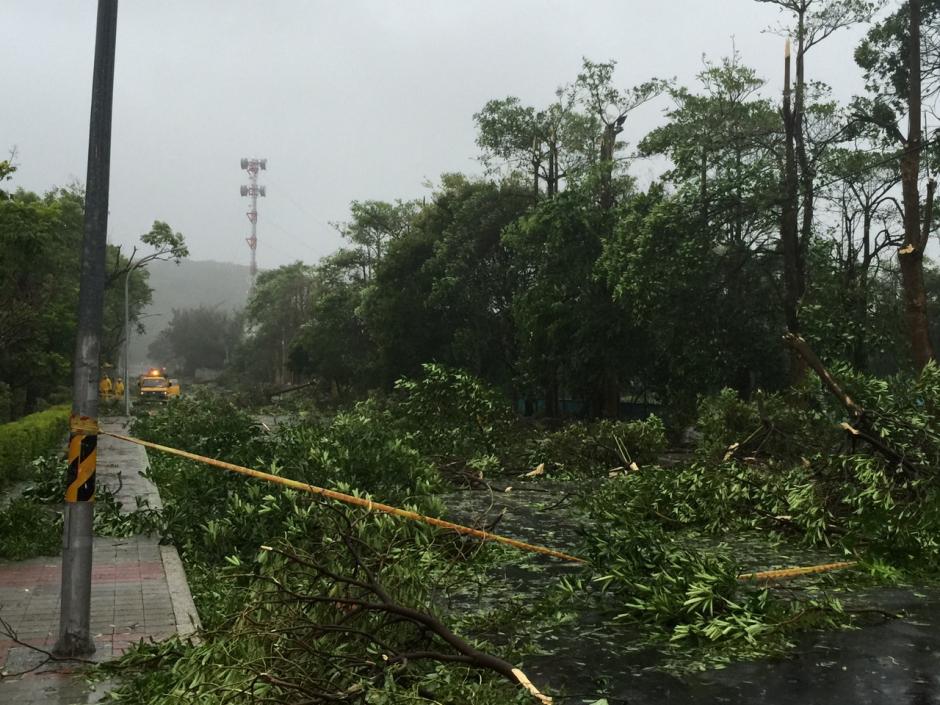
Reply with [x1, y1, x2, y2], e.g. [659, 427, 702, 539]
[240, 157, 267, 287]
[123, 267, 134, 415]
[55, 0, 118, 657]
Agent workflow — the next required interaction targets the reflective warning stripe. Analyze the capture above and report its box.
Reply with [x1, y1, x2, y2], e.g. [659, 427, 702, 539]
[65, 432, 96, 502]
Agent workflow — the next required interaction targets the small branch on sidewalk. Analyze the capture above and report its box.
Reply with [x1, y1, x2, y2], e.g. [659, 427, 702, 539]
[0, 616, 96, 679]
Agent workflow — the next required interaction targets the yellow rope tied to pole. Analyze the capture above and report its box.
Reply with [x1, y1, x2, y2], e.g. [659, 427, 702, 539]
[102, 431, 586, 564]
[102, 431, 861, 583]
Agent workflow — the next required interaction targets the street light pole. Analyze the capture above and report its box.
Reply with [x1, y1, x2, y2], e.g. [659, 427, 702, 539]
[123, 260, 169, 415]
[124, 268, 131, 415]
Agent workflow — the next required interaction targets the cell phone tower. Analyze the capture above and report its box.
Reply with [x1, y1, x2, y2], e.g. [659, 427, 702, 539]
[240, 157, 267, 284]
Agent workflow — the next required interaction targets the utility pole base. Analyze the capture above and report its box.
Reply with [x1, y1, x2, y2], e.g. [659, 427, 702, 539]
[53, 502, 97, 657]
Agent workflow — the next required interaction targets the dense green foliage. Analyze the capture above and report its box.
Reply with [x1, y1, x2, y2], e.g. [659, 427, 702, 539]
[99, 353, 940, 699]
[525, 415, 667, 475]
[394, 363, 515, 459]
[0, 452, 165, 560]
[0, 404, 68, 487]
[226, 46, 938, 411]
[0, 168, 187, 419]
[0, 495, 62, 560]
[103, 386, 530, 703]
[587, 363, 940, 561]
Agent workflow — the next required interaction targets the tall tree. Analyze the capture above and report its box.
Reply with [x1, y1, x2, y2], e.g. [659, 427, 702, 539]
[816, 147, 902, 368]
[474, 93, 597, 199]
[639, 53, 780, 244]
[289, 254, 375, 396]
[504, 185, 634, 417]
[359, 175, 530, 388]
[856, 0, 940, 368]
[601, 187, 787, 409]
[242, 263, 316, 384]
[331, 200, 418, 282]
[102, 220, 188, 366]
[0, 183, 181, 417]
[758, 0, 877, 378]
[638, 55, 785, 397]
[575, 59, 665, 211]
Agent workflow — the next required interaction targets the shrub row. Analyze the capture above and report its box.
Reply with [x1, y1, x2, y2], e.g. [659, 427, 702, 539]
[0, 404, 70, 487]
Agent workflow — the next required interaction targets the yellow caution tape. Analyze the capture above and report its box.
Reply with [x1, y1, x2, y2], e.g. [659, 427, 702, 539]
[102, 431, 585, 563]
[101, 431, 862, 584]
[737, 561, 857, 581]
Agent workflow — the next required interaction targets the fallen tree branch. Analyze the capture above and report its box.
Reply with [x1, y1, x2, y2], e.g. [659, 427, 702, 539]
[783, 334, 865, 420]
[783, 334, 919, 474]
[253, 521, 554, 703]
[0, 617, 96, 679]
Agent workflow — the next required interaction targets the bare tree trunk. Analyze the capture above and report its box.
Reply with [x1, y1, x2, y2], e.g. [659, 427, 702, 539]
[700, 147, 708, 209]
[852, 277, 870, 370]
[531, 153, 540, 203]
[794, 20, 813, 302]
[781, 39, 806, 382]
[899, 0, 937, 370]
[599, 123, 617, 211]
[548, 140, 559, 197]
[596, 122, 622, 416]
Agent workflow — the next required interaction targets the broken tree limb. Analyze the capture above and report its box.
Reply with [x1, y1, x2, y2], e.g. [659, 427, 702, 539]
[839, 422, 918, 475]
[258, 527, 554, 703]
[783, 334, 919, 474]
[783, 334, 864, 420]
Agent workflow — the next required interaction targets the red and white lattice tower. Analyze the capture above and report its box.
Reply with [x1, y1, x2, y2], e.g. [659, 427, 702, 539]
[240, 158, 267, 284]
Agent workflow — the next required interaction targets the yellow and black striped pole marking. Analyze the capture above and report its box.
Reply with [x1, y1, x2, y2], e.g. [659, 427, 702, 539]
[66, 414, 99, 502]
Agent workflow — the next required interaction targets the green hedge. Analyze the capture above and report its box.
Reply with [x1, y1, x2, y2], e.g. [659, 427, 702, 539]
[0, 405, 70, 487]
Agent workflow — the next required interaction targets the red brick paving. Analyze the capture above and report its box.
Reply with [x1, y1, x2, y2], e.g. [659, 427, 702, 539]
[0, 419, 200, 702]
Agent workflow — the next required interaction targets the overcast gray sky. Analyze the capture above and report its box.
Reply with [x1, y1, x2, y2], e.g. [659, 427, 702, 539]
[4, 1, 874, 269]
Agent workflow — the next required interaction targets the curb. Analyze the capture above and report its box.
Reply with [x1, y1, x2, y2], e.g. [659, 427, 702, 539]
[159, 545, 201, 638]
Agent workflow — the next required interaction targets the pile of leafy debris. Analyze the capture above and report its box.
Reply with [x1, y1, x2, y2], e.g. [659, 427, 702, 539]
[99, 361, 940, 701]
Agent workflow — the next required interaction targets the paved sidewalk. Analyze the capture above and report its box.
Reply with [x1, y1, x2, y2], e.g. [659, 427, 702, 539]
[0, 418, 199, 703]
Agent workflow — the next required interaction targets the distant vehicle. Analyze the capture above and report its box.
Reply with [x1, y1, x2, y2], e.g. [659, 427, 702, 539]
[137, 368, 181, 401]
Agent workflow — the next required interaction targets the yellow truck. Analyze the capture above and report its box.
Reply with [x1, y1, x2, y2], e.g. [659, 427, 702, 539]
[137, 369, 181, 401]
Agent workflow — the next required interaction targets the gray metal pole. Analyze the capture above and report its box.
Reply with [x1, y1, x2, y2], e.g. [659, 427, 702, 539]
[124, 269, 130, 415]
[55, 0, 118, 658]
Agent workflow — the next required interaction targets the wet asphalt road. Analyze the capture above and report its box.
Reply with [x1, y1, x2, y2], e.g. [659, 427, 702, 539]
[444, 485, 940, 705]
[521, 581, 940, 705]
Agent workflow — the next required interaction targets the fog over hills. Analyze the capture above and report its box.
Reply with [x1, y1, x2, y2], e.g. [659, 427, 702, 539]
[129, 259, 251, 371]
